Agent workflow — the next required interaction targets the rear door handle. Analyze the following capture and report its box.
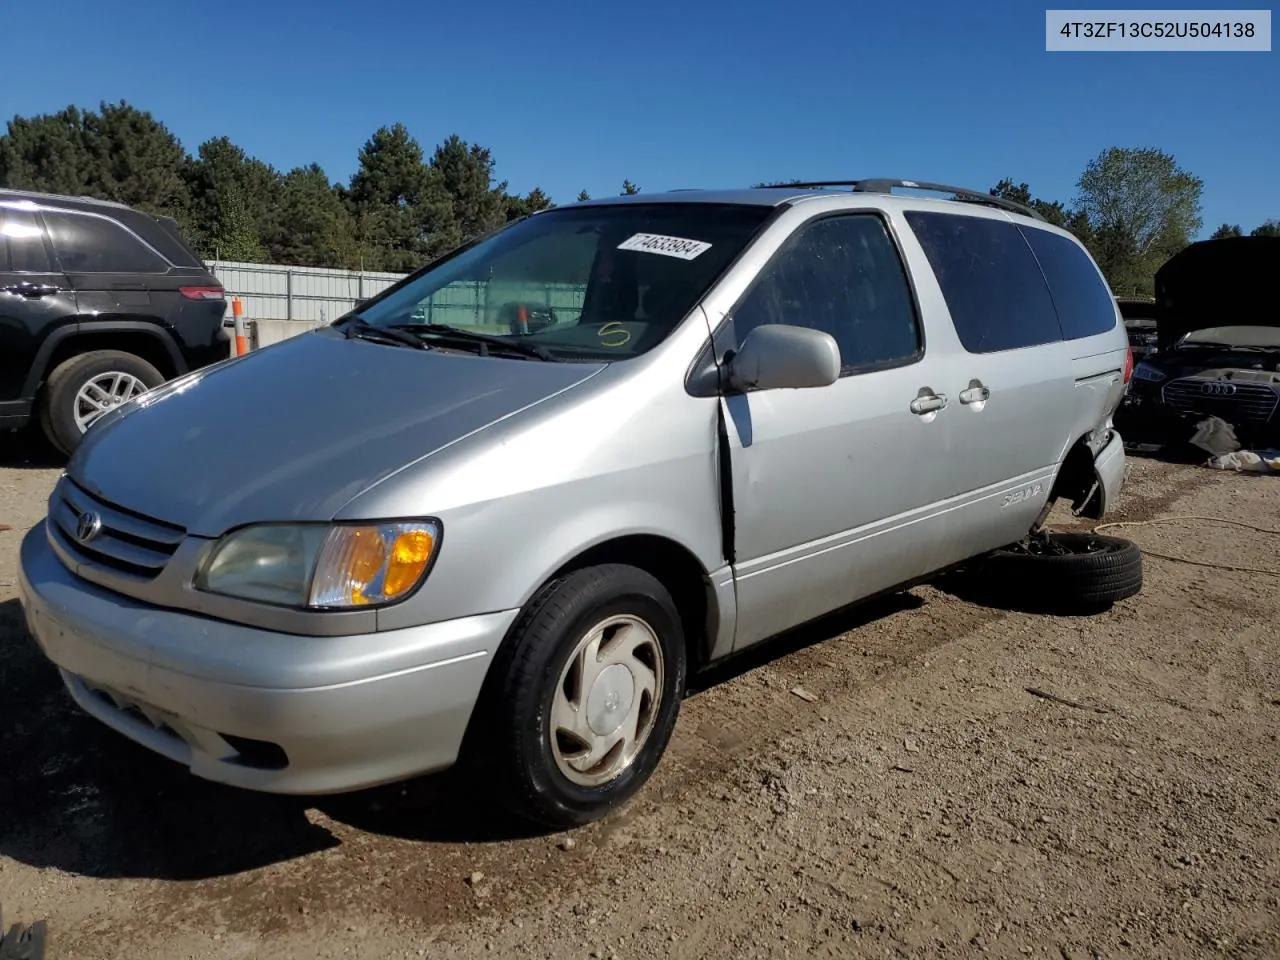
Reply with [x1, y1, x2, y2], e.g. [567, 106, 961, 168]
[959, 385, 991, 405]
[909, 393, 948, 415]
[3, 282, 59, 299]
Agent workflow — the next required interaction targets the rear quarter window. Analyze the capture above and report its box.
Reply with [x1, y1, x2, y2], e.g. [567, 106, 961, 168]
[1020, 226, 1117, 340]
[137, 214, 206, 268]
[905, 210, 1062, 353]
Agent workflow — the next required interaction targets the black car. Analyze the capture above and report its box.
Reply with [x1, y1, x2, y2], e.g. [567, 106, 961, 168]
[1119, 236, 1280, 447]
[1117, 297, 1159, 362]
[0, 189, 229, 455]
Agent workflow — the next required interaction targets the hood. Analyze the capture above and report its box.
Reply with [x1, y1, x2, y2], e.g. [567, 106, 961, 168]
[69, 328, 605, 536]
[1154, 236, 1280, 349]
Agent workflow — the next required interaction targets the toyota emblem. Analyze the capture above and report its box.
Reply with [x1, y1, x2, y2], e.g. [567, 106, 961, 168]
[75, 511, 103, 544]
[1200, 381, 1237, 397]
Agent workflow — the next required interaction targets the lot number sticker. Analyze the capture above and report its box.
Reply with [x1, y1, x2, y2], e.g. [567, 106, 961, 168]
[617, 233, 712, 260]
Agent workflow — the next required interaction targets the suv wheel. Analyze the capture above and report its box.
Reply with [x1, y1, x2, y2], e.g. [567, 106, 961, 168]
[40, 350, 165, 456]
[470, 564, 687, 829]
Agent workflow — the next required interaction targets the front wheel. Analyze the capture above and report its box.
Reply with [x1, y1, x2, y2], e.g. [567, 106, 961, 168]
[471, 564, 687, 829]
[39, 350, 164, 455]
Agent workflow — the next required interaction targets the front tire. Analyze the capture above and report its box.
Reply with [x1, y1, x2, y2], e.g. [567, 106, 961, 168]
[473, 564, 687, 829]
[39, 350, 164, 456]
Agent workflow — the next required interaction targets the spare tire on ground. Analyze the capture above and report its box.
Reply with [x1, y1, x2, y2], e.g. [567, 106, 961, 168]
[954, 531, 1143, 613]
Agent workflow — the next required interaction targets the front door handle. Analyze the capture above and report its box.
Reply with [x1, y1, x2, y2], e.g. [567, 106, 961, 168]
[959, 384, 991, 405]
[3, 282, 59, 299]
[909, 393, 948, 415]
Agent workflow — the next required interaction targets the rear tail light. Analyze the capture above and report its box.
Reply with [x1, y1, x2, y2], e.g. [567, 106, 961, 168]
[180, 286, 225, 301]
[1122, 345, 1134, 384]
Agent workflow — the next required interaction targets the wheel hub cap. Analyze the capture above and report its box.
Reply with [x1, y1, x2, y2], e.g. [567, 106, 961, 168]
[585, 663, 636, 737]
[547, 614, 665, 787]
[73, 372, 146, 432]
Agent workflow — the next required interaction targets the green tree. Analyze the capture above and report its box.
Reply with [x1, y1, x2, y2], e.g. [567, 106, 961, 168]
[576, 189, 591, 202]
[0, 106, 94, 195]
[205, 186, 264, 261]
[621, 179, 640, 195]
[82, 101, 190, 215]
[505, 186, 553, 221]
[347, 123, 455, 271]
[429, 134, 511, 240]
[0, 101, 190, 221]
[1210, 223, 1243, 239]
[270, 164, 359, 268]
[185, 136, 280, 261]
[1074, 147, 1203, 296]
[989, 178, 1076, 231]
[1251, 219, 1280, 238]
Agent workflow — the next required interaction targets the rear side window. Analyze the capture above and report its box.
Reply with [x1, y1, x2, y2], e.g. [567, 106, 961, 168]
[0, 207, 53, 273]
[905, 211, 1061, 353]
[1020, 226, 1117, 339]
[140, 215, 205, 268]
[41, 210, 169, 274]
[733, 214, 921, 373]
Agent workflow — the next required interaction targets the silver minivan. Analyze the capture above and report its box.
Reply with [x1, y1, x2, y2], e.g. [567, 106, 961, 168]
[18, 181, 1133, 828]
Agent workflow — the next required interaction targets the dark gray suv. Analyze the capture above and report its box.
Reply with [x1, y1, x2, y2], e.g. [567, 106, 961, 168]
[0, 189, 229, 455]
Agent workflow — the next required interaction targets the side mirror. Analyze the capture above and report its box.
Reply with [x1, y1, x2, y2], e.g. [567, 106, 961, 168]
[728, 324, 841, 392]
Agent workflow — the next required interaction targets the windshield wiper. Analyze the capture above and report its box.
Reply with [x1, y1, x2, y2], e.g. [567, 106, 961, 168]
[342, 318, 430, 350]
[389, 323, 560, 362]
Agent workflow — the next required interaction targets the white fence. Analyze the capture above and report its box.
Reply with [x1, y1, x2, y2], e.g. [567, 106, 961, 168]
[208, 259, 591, 347]
[207, 260, 407, 323]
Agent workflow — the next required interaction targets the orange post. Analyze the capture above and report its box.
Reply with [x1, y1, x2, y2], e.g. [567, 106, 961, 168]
[232, 297, 249, 356]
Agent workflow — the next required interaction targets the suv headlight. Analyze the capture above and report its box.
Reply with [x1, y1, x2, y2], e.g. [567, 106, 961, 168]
[195, 520, 441, 609]
[1131, 361, 1166, 383]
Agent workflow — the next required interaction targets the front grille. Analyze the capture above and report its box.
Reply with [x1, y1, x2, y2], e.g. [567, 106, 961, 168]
[52, 479, 186, 580]
[1161, 378, 1280, 425]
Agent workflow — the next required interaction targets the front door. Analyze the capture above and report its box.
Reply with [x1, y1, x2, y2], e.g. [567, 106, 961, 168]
[720, 212, 961, 651]
[0, 203, 77, 416]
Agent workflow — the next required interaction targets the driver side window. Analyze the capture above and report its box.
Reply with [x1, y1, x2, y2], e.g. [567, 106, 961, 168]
[732, 214, 922, 374]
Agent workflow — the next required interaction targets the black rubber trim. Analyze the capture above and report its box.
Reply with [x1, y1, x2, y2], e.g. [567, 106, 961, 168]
[20, 319, 186, 399]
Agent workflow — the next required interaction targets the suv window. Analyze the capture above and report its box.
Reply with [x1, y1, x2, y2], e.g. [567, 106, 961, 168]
[0, 207, 53, 273]
[733, 214, 921, 372]
[905, 211, 1061, 353]
[1020, 226, 1117, 340]
[41, 209, 169, 274]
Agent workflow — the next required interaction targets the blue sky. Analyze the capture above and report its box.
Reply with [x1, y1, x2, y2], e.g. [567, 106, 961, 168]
[3, 0, 1276, 237]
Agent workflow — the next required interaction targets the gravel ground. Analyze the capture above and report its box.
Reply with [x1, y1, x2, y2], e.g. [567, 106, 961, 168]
[0, 431, 1277, 960]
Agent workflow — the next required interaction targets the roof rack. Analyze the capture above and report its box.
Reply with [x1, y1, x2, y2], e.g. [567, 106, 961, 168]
[756, 179, 1045, 221]
[0, 186, 133, 210]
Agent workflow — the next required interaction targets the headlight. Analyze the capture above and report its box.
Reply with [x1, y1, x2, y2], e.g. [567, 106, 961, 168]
[195, 520, 440, 609]
[1131, 361, 1166, 382]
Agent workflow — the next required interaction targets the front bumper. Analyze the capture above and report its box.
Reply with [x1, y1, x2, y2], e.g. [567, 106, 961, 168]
[18, 522, 517, 795]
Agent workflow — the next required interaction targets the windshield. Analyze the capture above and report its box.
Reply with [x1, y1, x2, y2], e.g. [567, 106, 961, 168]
[349, 203, 774, 360]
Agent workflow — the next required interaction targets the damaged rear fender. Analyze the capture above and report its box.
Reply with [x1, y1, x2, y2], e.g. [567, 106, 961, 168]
[1046, 429, 1126, 522]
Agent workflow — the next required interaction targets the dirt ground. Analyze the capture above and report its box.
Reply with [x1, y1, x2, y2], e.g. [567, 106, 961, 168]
[1, 431, 1277, 960]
